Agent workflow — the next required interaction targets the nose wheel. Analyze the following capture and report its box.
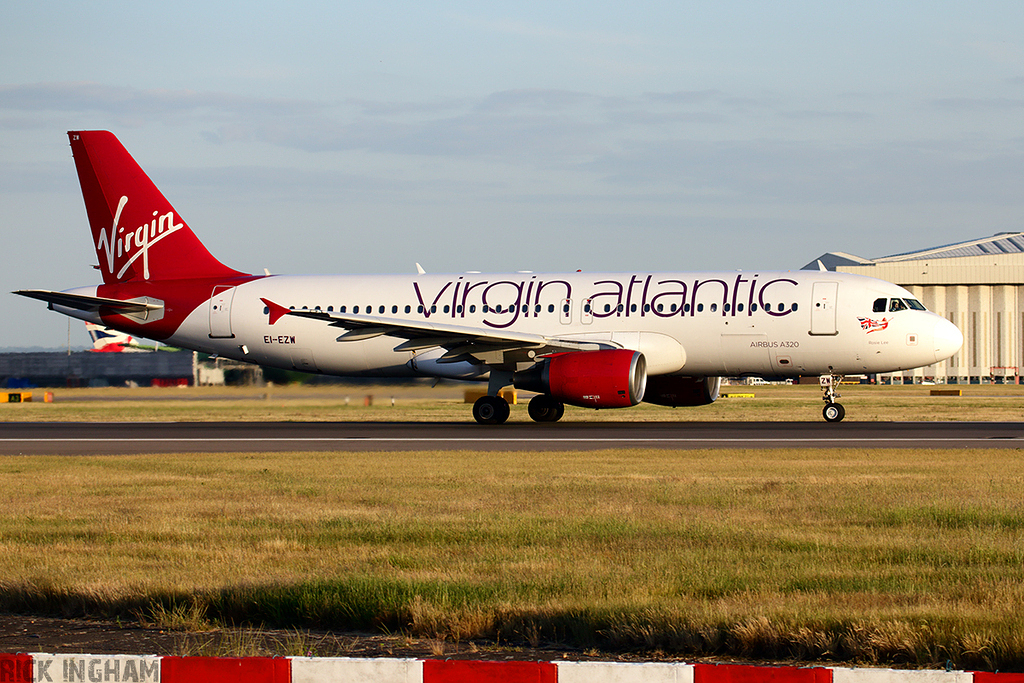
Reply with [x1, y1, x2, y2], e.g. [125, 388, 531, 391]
[822, 402, 846, 422]
[819, 372, 846, 423]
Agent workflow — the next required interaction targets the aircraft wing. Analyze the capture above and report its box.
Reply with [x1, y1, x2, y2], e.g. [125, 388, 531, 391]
[261, 298, 608, 366]
[14, 289, 163, 316]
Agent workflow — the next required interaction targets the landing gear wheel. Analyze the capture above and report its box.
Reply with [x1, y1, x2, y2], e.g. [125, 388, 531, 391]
[473, 395, 510, 425]
[822, 402, 846, 423]
[819, 371, 845, 422]
[528, 395, 565, 423]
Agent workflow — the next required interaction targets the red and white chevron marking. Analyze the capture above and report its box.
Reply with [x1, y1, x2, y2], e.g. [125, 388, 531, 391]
[2, 654, 1022, 683]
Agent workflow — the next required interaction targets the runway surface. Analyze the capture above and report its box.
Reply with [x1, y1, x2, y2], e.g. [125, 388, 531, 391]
[2, 420, 1023, 454]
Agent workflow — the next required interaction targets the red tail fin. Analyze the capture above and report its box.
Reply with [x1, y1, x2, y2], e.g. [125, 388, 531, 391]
[69, 131, 246, 284]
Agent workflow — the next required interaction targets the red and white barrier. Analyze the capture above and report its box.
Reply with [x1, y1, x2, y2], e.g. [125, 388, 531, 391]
[1, 653, 1020, 683]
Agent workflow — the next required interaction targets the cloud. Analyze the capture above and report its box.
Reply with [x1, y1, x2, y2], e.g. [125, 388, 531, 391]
[476, 89, 613, 113]
[451, 14, 644, 48]
[6, 80, 1023, 217]
[585, 138, 1024, 206]
[930, 96, 1024, 111]
[777, 109, 871, 121]
[0, 82, 319, 119]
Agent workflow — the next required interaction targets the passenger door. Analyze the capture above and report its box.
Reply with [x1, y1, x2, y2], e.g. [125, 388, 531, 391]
[208, 285, 235, 339]
[809, 281, 838, 336]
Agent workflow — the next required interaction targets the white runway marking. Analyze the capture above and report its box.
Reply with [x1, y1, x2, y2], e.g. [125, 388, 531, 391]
[0, 437, 1016, 443]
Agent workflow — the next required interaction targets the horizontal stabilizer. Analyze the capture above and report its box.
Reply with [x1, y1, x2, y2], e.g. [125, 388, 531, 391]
[14, 289, 163, 317]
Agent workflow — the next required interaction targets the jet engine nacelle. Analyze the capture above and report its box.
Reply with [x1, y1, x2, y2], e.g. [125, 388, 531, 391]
[643, 375, 721, 407]
[514, 349, 647, 409]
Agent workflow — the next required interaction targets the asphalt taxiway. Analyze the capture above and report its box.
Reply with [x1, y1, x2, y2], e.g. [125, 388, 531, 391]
[2, 420, 1023, 455]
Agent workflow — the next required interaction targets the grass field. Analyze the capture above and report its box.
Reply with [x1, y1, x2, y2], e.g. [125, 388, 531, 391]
[2, 441, 1023, 668]
[1, 382, 1023, 422]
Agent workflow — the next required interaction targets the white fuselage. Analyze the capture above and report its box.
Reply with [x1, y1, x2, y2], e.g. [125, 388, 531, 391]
[61, 269, 963, 381]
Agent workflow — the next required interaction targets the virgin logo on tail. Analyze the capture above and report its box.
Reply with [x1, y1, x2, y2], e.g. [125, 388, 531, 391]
[94, 196, 183, 281]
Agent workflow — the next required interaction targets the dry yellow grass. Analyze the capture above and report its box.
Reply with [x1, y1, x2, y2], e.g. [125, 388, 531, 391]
[1, 382, 1023, 422]
[1, 446, 1023, 667]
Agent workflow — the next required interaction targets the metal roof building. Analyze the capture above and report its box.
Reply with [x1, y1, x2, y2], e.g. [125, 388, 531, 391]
[805, 232, 1024, 383]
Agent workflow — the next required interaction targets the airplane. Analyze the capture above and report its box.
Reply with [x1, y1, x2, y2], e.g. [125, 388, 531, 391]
[85, 322, 176, 352]
[15, 131, 963, 424]
[86, 322, 140, 352]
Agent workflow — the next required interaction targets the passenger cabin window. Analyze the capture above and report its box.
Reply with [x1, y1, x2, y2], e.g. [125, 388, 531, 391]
[889, 298, 907, 312]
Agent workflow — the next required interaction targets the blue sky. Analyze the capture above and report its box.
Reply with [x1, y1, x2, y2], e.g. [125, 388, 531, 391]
[2, 2, 1023, 348]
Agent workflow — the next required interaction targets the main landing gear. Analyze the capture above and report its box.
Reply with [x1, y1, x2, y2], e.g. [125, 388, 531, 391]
[472, 395, 511, 425]
[472, 394, 567, 424]
[473, 370, 514, 425]
[819, 372, 846, 423]
[527, 394, 564, 423]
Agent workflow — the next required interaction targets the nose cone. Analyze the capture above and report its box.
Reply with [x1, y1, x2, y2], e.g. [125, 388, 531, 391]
[933, 316, 963, 363]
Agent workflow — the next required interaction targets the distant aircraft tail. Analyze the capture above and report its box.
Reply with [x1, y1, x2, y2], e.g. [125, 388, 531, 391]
[85, 322, 135, 352]
[68, 131, 246, 285]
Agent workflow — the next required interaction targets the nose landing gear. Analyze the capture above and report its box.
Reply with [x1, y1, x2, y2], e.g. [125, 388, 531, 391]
[819, 372, 846, 422]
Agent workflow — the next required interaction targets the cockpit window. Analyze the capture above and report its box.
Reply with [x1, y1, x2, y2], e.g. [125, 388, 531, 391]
[904, 298, 926, 311]
[873, 298, 887, 313]
[889, 298, 908, 312]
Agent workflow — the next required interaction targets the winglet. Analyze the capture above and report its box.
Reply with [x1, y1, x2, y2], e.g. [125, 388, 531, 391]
[260, 298, 290, 325]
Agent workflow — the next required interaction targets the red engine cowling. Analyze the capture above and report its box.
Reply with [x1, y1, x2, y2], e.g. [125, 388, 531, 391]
[514, 349, 647, 409]
[643, 375, 720, 407]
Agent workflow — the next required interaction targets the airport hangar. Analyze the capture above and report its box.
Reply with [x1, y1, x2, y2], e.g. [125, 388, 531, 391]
[806, 232, 1024, 385]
